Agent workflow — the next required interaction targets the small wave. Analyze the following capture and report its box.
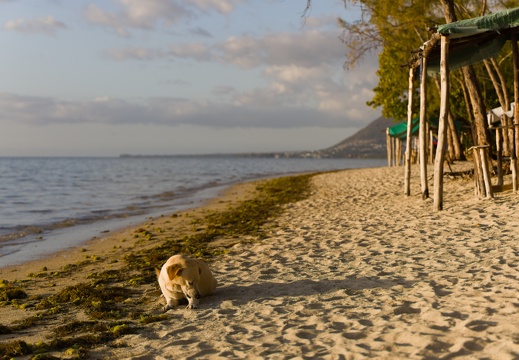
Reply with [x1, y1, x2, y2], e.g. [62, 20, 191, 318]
[0, 225, 43, 243]
[26, 209, 55, 214]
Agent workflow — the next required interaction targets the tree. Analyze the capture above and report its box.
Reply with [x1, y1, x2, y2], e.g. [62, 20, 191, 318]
[304, 0, 516, 156]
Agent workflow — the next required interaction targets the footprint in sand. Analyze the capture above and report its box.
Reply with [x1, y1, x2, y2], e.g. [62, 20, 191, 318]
[465, 319, 498, 332]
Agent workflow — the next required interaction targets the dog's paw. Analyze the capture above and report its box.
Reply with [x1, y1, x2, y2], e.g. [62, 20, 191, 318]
[186, 304, 198, 309]
[162, 304, 174, 312]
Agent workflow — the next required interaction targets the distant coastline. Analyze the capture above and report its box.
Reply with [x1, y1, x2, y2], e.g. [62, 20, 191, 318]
[119, 152, 386, 159]
[120, 116, 392, 160]
[119, 152, 334, 159]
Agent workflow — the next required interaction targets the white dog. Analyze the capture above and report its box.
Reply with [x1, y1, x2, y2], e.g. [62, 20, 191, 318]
[155, 254, 217, 311]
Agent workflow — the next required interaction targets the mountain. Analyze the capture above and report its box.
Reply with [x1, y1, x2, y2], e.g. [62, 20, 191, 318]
[316, 116, 396, 158]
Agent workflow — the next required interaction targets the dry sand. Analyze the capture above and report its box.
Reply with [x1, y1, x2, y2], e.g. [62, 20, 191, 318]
[3, 163, 519, 359]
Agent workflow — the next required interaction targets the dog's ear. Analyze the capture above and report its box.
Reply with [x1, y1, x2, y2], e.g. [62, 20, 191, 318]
[154, 268, 161, 278]
[166, 264, 183, 280]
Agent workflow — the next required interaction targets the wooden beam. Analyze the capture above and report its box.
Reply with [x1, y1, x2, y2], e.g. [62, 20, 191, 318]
[404, 67, 414, 196]
[434, 35, 449, 211]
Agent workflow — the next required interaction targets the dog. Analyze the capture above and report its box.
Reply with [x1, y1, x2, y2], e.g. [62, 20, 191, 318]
[155, 254, 217, 311]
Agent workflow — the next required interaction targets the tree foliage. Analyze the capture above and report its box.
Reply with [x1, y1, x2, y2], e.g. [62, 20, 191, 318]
[305, 0, 517, 126]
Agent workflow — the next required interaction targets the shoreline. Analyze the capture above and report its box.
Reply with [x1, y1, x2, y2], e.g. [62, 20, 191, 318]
[0, 182, 233, 269]
[0, 178, 259, 281]
[3, 163, 519, 359]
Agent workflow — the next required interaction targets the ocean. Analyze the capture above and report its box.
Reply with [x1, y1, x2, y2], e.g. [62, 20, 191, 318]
[0, 156, 386, 267]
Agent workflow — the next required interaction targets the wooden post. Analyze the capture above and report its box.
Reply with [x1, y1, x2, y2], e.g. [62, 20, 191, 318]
[395, 137, 399, 165]
[470, 145, 493, 197]
[397, 138, 401, 165]
[513, 155, 518, 193]
[404, 66, 414, 196]
[434, 35, 449, 211]
[512, 33, 519, 192]
[391, 140, 394, 166]
[419, 56, 429, 199]
[480, 147, 494, 198]
[429, 128, 434, 164]
[386, 128, 392, 167]
[496, 128, 503, 187]
[503, 116, 510, 157]
[472, 148, 482, 196]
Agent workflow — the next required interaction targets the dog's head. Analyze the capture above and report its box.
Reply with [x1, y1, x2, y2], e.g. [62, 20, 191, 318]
[166, 261, 202, 300]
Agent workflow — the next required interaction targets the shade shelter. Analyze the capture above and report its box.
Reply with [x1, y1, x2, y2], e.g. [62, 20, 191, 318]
[386, 118, 438, 168]
[406, 6, 519, 210]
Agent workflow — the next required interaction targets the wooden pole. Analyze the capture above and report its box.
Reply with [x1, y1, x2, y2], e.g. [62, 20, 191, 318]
[419, 56, 429, 199]
[398, 139, 403, 166]
[512, 33, 519, 191]
[503, 115, 510, 157]
[496, 128, 503, 187]
[434, 35, 449, 211]
[472, 148, 482, 196]
[392, 138, 395, 166]
[386, 128, 392, 167]
[394, 138, 398, 166]
[404, 66, 414, 196]
[429, 128, 434, 164]
[476, 146, 494, 198]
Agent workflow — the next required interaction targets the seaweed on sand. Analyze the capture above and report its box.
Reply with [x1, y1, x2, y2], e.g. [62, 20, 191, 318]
[0, 173, 314, 359]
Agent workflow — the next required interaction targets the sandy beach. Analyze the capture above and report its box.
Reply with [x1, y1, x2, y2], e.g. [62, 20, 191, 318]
[2, 163, 519, 359]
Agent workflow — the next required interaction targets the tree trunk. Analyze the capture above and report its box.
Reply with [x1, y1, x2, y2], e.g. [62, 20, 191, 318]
[461, 67, 491, 147]
[484, 59, 506, 110]
[433, 77, 463, 159]
[491, 57, 510, 110]
[417, 20, 467, 162]
[440, 0, 491, 147]
[447, 117, 454, 160]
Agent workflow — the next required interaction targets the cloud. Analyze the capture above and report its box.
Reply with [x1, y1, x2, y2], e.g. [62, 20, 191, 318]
[189, 26, 212, 37]
[212, 85, 235, 96]
[3, 16, 67, 35]
[190, 0, 239, 14]
[106, 47, 167, 61]
[216, 30, 346, 69]
[0, 22, 379, 129]
[85, 0, 243, 36]
[302, 15, 341, 30]
[106, 29, 346, 68]
[0, 92, 376, 130]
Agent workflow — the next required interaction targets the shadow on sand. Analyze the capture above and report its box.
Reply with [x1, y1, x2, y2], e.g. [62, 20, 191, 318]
[208, 275, 415, 306]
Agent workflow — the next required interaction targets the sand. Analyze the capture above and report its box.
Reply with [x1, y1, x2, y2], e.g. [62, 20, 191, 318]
[3, 163, 519, 359]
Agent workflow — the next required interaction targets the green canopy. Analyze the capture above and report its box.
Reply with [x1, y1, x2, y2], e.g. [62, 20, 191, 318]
[427, 7, 519, 74]
[388, 118, 420, 139]
[388, 118, 442, 139]
[437, 7, 519, 38]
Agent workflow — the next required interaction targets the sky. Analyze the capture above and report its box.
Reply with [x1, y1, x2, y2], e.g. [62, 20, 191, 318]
[0, 0, 381, 156]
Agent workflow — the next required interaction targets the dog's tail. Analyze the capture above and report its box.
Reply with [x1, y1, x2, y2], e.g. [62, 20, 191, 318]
[154, 267, 161, 278]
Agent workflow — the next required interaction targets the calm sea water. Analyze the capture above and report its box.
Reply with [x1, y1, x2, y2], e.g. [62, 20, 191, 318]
[0, 156, 386, 267]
